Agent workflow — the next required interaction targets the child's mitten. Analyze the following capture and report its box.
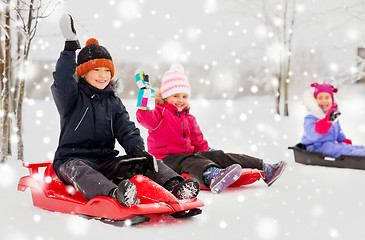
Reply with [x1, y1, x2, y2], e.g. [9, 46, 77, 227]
[135, 69, 155, 110]
[59, 14, 81, 51]
[341, 139, 352, 145]
[315, 104, 339, 135]
[130, 145, 158, 173]
[328, 109, 341, 122]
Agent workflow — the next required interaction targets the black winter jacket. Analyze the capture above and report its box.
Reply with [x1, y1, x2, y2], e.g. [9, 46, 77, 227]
[51, 50, 144, 176]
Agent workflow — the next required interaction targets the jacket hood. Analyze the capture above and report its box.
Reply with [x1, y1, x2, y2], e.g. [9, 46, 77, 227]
[303, 88, 339, 120]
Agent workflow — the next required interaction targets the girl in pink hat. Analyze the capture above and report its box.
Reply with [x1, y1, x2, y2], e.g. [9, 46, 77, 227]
[135, 64, 286, 194]
[301, 83, 365, 157]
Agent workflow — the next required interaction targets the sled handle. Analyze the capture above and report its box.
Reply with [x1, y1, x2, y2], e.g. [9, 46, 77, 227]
[112, 157, 148, 182]
[23, 162, 52, 176]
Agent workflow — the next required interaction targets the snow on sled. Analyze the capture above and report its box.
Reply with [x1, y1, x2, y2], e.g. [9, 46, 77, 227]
[289, 143, 365, 170]
[17, 158, 204, 226]
[181, 168, 265, 190]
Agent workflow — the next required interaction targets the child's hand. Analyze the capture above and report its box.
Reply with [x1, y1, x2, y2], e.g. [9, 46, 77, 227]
[315, 104, 340, 135]
[325, 104, 341, 122]
[130, 145, 158, 172]
[59, 14, 81, 50]
[341, 139, 352, 145]
[135, 69, 155, 110]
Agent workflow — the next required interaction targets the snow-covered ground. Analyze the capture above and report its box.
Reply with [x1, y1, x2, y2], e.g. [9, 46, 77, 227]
[1, 93, 365, 240]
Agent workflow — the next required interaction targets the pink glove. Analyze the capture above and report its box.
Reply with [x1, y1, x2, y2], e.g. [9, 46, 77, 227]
[341, 139, 352, 145]
[315, 104, 339, 135]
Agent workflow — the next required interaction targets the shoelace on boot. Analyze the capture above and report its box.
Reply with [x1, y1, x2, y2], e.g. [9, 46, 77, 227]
[176, 182, 199, 199]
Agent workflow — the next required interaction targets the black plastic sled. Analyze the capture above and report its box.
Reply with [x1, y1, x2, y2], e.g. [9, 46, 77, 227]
[289, 143, 365, 170]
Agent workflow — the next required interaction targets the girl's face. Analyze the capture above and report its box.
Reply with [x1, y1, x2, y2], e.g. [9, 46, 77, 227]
[165, 93, 189, 112]
[316, 92, 333, 111]
[82, 67, 111, 90]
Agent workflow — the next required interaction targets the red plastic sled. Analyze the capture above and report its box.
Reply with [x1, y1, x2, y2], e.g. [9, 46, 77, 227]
[181, 168, 265, 190]
[18, 162, 204, 224]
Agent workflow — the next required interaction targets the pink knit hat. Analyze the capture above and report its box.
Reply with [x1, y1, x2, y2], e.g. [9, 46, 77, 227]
[161, 64, 191, 99]
[310, 83, 338, 101]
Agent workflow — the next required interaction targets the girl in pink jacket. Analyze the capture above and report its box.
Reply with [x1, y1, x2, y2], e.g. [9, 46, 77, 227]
[136, 64, 286, 193]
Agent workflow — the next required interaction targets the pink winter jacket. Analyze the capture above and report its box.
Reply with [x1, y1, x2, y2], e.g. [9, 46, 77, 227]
[136, 102, 210, 160]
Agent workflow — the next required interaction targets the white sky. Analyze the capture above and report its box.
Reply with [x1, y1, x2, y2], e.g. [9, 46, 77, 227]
[31, 0, 365, 71]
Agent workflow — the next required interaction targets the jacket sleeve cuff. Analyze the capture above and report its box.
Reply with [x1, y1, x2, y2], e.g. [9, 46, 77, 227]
[64, 40, 81, 51]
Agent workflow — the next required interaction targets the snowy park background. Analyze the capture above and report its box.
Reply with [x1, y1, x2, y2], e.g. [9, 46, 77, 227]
[2, 93, 365, 240]
[1, 0, 365, 240]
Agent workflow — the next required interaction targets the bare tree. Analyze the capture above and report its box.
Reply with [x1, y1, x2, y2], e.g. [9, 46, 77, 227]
[1, 0, 12, 163]
[228, 0, 300, 116]
[281, 0, 296, 116]
[16, 0, 59, 161]
[1, 0, 59, 163]
[0, 13, 4, 94]
[341, 1, 365, 84]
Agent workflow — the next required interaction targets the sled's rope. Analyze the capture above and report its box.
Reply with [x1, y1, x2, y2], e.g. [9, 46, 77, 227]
[253, 168, 265, 180]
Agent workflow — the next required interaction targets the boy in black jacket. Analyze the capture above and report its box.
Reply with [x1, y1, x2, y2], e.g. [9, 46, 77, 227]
[51, 14, 199, 207]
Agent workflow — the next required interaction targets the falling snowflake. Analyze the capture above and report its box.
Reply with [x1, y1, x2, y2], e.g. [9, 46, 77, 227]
[255, 217, 279, 239]
[66, 216, 89, 237]
[0, 164, 16, 188]
[328, 228, 339, 239]
[117, 0, 141, 21]
[219, 220, 227, 229]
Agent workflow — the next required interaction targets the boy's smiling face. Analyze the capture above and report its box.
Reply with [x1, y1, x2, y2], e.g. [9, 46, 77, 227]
[82, 67, 111, 90]
[316, 92, 333, 111]
[165, 93, 189, 112]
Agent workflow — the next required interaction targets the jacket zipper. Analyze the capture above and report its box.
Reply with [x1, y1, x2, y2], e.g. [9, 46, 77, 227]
[110, 114, 114, 137]
[181, 121, 187, 152]
[74, 107, 89, 131]
[177, 111, 187, 153]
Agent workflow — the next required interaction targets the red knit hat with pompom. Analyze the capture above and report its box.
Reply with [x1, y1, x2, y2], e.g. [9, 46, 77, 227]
[76, 38, 115, 78]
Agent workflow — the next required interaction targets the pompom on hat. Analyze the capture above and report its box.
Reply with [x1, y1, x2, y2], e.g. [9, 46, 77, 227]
[310, 83, 338, 101]
[76, 38, 115, 79]
[160, 63, 191, 99]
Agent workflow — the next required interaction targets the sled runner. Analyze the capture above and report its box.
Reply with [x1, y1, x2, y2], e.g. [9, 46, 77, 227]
[289, 143, 365, 170]
[17, 158, 203, 226]
[181, 168, 265, 190]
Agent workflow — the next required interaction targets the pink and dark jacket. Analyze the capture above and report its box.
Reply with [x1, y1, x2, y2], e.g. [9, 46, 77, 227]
[136, 102, 210, 160]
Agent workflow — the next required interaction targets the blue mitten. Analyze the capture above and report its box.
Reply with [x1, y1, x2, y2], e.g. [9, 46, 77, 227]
[135, 69, 155, 110]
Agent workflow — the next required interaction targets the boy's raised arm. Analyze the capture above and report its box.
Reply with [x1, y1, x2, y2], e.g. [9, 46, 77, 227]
[51, 14, 81, 116]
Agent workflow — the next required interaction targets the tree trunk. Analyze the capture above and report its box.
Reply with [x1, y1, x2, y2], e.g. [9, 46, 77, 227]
[15, 0, 24, 161]
[0, 13, 4, 95]
[283, 0, 295, 117]
[15, 0, 36, 161]
[17, 80, 25, 161]
[283, 0, 289, 117]
[276, 74, 281, 115]
[1, 0, 11, 163]
[13, 22, 23, 116]
[283, 79, 289, 116]
[0, 13, 4, 163]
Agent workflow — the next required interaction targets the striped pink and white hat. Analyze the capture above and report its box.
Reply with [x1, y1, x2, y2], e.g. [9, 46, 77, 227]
[161, 64, 191, 99]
